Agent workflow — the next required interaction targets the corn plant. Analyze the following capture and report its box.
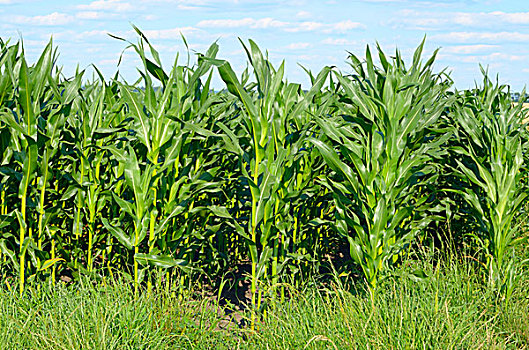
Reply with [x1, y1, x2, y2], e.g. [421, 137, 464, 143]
[207, 40, 331, 325]
[311, 40, 451, 289]
[451, 71, 528, 299]
[0, 39, 19, 278]
[0, 41, 58, 294]
[0, 29, 526, 308]
[102, 28, 233, 294]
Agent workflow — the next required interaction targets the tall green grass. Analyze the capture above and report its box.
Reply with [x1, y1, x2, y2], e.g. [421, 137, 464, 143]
[1, 252, 528, 349]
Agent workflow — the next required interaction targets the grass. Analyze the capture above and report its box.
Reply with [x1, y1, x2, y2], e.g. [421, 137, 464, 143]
[1, 252, 528, 349]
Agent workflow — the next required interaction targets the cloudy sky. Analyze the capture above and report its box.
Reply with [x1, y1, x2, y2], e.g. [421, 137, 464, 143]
[1, 0, 528, 90]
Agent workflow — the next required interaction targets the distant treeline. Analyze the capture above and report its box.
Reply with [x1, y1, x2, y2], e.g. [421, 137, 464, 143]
[511, 92, 529, 102]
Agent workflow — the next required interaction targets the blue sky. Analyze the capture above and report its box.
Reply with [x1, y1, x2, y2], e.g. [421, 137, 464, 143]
[1, 0, 528, 90]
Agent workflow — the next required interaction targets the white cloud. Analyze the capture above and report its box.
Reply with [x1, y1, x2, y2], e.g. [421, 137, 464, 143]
[286, 21, 324, 32]
[52, 29, 127, 42]
[86, 46, 103, 53]
[288, 20, 364, 33]
[443, 44, 498, 54]
[330, 20, 365, 33]
[76, 11, 119, 20]
[433, 31, 529, 43]
[98, 58, 122, 66]
[144, 0, 210, 10]
[197, 17, 364, 33]
[481, 52, 526, 61]
[453, 11, 529, 26]
[76, 11, 102, 19]
[296, 11, 311, 19]
[439, 51, 527, 65]
[0, 0, 38, 3]
[176, 5, 203, 10]
[77, 0, 134, 12]
[198, 17, 288, 29]
[321, 38, 357, 46]
[10, 12, 74, 26]
[392, 10, 529, 29]
[80, 29, 115, 37]
[459, 52, 526, 63]
[286, 42, 312, 49]
[144, 0, 233, 4]
[142, 26, 204, 39]
[21, 39, 49, 46]
[297, 54, 320, 61]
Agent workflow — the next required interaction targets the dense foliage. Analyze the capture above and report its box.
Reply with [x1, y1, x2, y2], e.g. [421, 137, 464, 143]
[0, 29, 527, 326]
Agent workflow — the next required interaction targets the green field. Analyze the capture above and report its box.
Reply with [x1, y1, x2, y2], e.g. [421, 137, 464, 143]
[0, 28, 528, 348]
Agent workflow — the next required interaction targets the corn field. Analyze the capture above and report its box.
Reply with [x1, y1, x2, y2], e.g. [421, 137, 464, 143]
[0, 29, 528, 319]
